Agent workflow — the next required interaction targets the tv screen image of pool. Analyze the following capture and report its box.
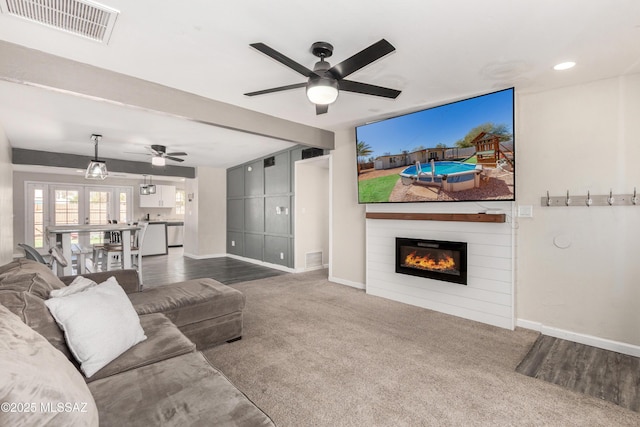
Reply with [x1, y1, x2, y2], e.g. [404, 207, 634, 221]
[355, 87, 515, 204]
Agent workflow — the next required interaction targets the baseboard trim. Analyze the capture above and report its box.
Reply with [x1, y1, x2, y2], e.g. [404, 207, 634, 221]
[516, 318, 640, 357]
[293, 264, 329, 273]
[226, 254, 294, 273]
[182, 252, 227, 260]
[328, 275, 365, 290]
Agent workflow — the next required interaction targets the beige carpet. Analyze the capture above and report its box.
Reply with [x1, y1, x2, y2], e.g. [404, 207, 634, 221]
[203, 270, 640, 426]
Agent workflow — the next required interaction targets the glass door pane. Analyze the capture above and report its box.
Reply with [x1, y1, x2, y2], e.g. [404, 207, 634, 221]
[52, 187, 82, 245]
[116, 188, 132, 224]
[26, 183, 49, 251]
[86, 189, 111, 245]
[34, 188, 45, 249]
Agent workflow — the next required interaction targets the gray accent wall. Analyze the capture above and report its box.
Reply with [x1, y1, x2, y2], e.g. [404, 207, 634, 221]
[227, 146, 306, 268]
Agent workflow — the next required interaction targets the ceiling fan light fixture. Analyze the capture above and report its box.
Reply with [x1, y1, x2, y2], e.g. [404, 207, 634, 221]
[85, 134, 108, 180]
[306, 77, 339, 105]
[151, 156, 166, 166]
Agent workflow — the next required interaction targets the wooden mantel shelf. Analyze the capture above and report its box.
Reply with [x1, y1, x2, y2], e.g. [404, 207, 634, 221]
[365, 212, 506, 223]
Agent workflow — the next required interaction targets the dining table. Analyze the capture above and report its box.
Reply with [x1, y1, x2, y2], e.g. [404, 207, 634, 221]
[46, 224, 140, 276]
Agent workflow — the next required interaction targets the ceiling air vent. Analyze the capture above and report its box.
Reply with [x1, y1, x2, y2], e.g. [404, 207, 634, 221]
[1, 0, 119, 43]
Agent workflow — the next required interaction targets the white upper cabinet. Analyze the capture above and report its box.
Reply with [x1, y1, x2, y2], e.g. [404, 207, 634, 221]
[140, 185, 176, 208]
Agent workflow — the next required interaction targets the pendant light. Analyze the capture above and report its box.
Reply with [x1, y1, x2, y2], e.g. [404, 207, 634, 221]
[140, 175, 156, 195]
[85, 134, 108, 180]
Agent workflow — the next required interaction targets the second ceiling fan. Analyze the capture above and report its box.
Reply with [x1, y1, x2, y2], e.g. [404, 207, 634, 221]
[244, 39, 401, 115]
[147, 145, 187, 166]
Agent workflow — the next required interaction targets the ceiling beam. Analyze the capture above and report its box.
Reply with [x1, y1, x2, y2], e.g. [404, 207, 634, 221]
[0, 40, 334, 150]
[12, 148, 196, 178]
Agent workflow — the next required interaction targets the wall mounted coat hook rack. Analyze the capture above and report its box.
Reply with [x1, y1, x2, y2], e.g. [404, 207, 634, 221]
[541, 189, 639, 207]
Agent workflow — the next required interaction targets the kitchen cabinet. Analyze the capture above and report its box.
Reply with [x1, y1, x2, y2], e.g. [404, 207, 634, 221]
[140, 185, 176, 208]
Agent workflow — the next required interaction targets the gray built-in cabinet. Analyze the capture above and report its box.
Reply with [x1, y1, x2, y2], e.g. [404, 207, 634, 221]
[227, 146, 311, 268]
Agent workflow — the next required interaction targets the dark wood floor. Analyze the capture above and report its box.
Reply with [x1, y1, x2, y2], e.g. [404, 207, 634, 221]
[516, 335, 640, 412]
[141, 247, 288, 287]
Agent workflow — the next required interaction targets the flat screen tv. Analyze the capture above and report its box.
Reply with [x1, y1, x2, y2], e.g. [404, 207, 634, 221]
[356, 88, 514, 204]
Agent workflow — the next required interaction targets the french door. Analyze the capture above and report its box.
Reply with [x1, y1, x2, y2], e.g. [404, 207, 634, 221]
[26, 182, 133, 253]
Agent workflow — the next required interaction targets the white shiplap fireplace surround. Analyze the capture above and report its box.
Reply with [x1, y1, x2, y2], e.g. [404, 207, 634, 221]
[366, 201, 514, 330]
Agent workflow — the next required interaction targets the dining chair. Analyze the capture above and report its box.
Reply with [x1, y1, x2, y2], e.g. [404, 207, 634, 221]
[18, 243, 68, 276]
[98, 222, 148, 277]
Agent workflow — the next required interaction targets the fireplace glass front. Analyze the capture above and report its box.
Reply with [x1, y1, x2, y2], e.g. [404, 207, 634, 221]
[395, 238, 467, 285]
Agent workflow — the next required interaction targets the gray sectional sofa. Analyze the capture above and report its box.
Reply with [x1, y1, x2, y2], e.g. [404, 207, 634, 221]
[0, 258, 275, 426]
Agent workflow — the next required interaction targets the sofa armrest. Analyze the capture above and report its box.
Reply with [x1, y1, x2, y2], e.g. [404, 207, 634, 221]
[59, 270, 141, 294]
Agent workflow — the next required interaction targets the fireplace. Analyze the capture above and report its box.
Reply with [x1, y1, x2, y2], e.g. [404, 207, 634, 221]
[395, 238, 467, 285]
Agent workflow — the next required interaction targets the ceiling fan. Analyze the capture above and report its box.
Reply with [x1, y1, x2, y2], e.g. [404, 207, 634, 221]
[244, 39, 401, 115]
[146, 145, 188, 166]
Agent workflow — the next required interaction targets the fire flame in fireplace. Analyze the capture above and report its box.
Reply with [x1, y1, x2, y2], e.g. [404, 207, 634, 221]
[404, 251, 456, 272]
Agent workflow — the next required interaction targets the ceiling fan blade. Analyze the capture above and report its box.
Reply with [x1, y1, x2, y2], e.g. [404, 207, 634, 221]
[250, 43, 314, 78]
[165, 156, 185, 162]
[329, 39, 396, 80]
[244, 82, 306, 97]
[149, 144, 165, 155]
[166, 152, 188, 156]
[316, 104, 328, 115]
[339, 79, 401, 99]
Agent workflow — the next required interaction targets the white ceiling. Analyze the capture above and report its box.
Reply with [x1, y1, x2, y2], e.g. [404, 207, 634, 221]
[0, 0, 639, 171]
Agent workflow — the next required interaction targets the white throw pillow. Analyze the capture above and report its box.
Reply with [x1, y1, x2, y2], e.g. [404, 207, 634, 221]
[44, 277, 147, 377]
[50, 276, 97, 298]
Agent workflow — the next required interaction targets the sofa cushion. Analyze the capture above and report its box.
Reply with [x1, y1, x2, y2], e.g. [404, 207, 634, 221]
[45, 277, 147, 378]
[0, 304, 99, 427]
[129, 278, 245, 328]
[50, 275, 97, 298]
[0, 289, 74, 361]
[87, 313, 196, 382]
[0, 259, 66, 298]
[88, 351, 274, 427]
[60, 269, 141, 294]
[0, 258, 22, 275]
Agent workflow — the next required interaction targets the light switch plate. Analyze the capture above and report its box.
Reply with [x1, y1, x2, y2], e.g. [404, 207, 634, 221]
[518, 205, 533, 217]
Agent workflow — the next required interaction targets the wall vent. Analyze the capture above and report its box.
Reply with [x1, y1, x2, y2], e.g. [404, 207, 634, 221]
[305, 251, 323, 269]
[1, 0, 119, 43]
[302, 147, 324, 160]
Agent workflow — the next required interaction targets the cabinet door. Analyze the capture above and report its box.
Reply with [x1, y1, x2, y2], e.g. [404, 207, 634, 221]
[160, 185, 176, 208]
[140, 191, 161, 208]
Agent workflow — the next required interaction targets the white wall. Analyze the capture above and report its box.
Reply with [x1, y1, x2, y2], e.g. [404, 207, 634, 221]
[516, 74, 640, 348]
[183, 166, 226, 258]
[183, 177, 199, 256]
[329, 73, 640, 352]
[0, 125, 13, 264]
[294, 157, 329, 271]
[329, 129, 366, 288]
